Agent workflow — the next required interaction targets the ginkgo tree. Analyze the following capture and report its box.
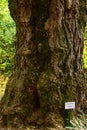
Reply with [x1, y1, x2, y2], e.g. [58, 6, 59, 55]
[0, 0, 87, 129]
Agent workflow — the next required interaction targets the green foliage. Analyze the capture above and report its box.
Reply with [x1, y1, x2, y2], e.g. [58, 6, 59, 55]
[0, 74, 8, 100]
[83, 41, 87, 69]
[0, 0, 16, 76]
[83, 25, 87, 69]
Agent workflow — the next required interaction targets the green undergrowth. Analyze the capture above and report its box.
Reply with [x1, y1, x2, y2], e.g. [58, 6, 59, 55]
[0, 0, 15, 76]
[83, 25, 87, 71]
[66, 113, 87, 130]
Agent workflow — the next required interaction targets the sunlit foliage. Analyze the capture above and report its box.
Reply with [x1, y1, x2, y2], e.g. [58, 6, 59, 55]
[0, 0, 16, 76]
[83, 25, 87, 69]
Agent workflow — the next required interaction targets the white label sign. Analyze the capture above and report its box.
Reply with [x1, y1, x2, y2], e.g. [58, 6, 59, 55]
[65, 102, 75, 109]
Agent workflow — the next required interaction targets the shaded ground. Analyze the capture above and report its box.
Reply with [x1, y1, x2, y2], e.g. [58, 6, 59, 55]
[0, 127, 65, 130]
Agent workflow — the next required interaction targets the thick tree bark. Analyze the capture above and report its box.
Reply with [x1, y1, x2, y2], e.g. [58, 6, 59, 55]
[0, 0, 87, 129]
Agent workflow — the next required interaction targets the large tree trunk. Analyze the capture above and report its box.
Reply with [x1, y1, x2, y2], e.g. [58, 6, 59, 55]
[0, 0, 87, 129]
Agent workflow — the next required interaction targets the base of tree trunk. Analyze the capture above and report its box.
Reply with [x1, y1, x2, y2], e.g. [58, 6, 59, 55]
[0, 73, 86, 129]
[0, 109, 65, 129]
[0, 126, 65, 130]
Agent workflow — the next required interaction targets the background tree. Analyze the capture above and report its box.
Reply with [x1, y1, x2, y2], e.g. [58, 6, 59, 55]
[0, 0, 87, 129]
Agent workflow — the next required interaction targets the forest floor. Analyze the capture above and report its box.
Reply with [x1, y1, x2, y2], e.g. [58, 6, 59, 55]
[0, 127, 65, 130]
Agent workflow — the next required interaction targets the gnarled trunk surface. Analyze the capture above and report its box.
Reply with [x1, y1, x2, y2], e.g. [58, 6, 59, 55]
[0, 0, 87, 129]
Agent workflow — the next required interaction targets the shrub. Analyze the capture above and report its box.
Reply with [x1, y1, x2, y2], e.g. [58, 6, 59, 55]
[0, 0, 16, 76]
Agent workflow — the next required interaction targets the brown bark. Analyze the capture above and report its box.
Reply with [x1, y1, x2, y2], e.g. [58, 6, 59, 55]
[0, 0, 87, 129]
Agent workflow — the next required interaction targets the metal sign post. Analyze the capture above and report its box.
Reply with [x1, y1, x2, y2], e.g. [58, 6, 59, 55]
[65, 102, 75, 127]
[67, 109, 71, 126]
